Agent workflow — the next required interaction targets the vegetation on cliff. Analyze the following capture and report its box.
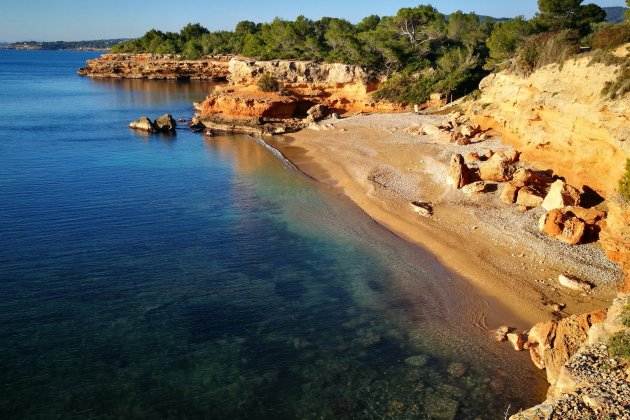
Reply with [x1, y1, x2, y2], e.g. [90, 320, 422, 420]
[112, 0, 627, 103]
[620, 160, 630, 203]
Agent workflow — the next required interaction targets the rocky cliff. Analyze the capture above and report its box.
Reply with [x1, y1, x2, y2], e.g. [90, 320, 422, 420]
[469, 45, 630, 198]
[78, 53, 231, 80]
[194, 57, 404, 133]
[511, 295, 630, 419]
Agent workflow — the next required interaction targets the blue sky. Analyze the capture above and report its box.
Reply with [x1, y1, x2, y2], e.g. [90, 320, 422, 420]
[0, 0, 625, 42]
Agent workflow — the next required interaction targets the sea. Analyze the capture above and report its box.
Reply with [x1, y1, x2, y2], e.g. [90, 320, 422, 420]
[0, 50, 546, 419]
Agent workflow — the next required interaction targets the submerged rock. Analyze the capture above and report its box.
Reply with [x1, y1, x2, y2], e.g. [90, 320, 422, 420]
[405, 354, 429, 367]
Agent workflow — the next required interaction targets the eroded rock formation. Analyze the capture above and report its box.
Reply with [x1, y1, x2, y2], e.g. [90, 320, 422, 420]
[78, 54, 231, 80]
[469, 45, 630, 197]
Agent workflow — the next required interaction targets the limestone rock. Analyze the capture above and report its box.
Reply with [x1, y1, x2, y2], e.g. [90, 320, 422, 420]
[155, 113, 176, 133]
[410, 201, 433, 217]
[558, 217, 586, 245]
[461, 181, 487, 195]
[539, 209, 565, 237]
[129, 116, 156, 132]
[500, 183, 520, 204]
[448, 154, 473, 189]
[525, 310, 606, 385]
[507, 332, 528, 351]
[479, 152, 512, 182]
[541, 180, 581, 211]
[516, 187, 544, 208]
[306, 104, 328, 122]
[494, 326, 511, 342]
[564, 206, 606, 225]
[558, 274, 593, 292]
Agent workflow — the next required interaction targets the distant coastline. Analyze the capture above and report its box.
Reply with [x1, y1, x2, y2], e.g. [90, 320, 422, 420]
[2, 39, 129, 51]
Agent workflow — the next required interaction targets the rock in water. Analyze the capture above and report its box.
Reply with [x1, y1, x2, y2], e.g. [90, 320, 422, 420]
[542, 180, 581, 211]
[129, 116, 156, 132]
[155, 114, 177, 133]
[449, 154, 473, 189]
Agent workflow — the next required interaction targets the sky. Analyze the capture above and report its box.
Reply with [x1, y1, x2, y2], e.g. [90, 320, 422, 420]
[0, 0, 626, 42]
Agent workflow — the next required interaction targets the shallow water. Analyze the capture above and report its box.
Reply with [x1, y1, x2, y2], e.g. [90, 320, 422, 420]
[0, 50, 546, 419]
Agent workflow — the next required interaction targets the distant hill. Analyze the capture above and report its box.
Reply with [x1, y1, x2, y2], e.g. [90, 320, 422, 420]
[6, 39, 129, 51]
[603, 6, 628, 23]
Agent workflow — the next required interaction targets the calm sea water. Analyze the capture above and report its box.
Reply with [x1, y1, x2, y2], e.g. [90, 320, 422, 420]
[0, 50, 546, 419]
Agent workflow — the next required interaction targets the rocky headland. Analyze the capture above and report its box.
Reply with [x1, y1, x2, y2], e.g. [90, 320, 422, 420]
[78, 53, 231, 80]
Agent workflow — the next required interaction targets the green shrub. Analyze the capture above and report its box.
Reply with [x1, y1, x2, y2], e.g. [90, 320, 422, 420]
[609, 331, 630, 359]
[512, 30, 580, 75]
[257, 73, 280, 92]
[590, 24, 630, 51]
[620, 161, 630, 202]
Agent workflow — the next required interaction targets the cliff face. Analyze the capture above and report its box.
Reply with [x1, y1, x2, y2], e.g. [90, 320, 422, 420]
[511, 295, 630, 419]
[469, 45, 630, 197]
[78, 54, 231, 80]
[194, 57, 404, 131]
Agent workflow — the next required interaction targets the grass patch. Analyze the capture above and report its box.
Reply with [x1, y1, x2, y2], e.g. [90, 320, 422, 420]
[609, 331, 630, 359]
[620, 160, 630, 202]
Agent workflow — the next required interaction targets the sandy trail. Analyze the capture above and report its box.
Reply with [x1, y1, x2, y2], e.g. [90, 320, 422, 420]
[266, 112, 621, 328]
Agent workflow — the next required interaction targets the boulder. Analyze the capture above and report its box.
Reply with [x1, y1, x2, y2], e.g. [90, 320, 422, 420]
[539, 209, 565, 237]
[564, 206, 606, 225]
[129, 116, 156, 132]
[449, 154, 473, 189]
[558, 274, 593, 292]
[516, 187, 544, 208]
[306, 104, 329, 122]
[155, 113, 177, 133]
[541, 180, 581, 211]
[558, 217, 586, 245]
[526, 310, 606, 385]
[494, 326, 511, 342]
[464, 152, 480, 163]
[500, 183, 520, 204]
[507, 332, 528, 351]
[461, 181, 487, 195]
[479, 152, 512, 182]
[410, 201, 433, 217]
[511, 168, 535, 188]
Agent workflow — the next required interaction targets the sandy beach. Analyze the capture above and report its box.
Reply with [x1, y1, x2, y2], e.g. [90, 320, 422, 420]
[267, 112, 622, 328]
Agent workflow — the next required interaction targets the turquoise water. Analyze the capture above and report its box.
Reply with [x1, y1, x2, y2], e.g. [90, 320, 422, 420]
[0, 50, 546, 419]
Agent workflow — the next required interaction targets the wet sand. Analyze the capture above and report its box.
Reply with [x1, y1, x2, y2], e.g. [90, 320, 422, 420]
[266, 113, 622, 329]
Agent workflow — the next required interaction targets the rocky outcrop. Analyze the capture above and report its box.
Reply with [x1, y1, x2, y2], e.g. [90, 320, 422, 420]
[469, 45, 630, 197]
[193, 57, 404, 134]
[511, 295, 630, 419]
[129, 114, 177, 134]
[78, 54, 231, 80]
[601, 200, 630, 291]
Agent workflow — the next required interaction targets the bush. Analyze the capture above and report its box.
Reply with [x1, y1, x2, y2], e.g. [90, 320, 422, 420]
[620, 160, 630, 202]
[257, 73, 280, 92]
[512, 30, 580, 75]
[590, 24, 630, 50]
[610, 331, 630, 359]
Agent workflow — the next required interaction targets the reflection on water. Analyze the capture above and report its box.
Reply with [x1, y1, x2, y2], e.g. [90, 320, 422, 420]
[89, 77, 220, 106]
[0, 50, 546, 419]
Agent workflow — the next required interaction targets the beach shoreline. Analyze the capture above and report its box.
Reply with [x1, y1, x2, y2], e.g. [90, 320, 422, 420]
[262, 112, 622, 329]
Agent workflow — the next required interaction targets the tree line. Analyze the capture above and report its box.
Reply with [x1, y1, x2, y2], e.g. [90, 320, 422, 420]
[112, 0, 630, 103]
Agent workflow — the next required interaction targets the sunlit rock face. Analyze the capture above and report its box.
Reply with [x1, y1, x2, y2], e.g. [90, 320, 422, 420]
[78, 53, 231, 80]
[469, 44, 630, 198]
